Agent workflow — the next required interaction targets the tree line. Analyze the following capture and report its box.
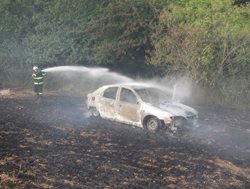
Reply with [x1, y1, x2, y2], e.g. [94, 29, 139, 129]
[0, 0, 249, 108]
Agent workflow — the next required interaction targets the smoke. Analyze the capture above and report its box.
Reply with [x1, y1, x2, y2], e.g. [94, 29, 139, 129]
[135, 76, 193, 103]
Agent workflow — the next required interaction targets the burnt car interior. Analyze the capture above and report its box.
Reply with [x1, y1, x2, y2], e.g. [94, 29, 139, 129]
[103, 87, 117, 100]
[120, 88, 138, 104]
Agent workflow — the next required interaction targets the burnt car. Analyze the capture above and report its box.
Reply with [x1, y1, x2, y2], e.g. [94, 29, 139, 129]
[86, 83, 198, 133]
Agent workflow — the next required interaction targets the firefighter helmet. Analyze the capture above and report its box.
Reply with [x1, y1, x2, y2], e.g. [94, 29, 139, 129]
[33, 66, 39, 72]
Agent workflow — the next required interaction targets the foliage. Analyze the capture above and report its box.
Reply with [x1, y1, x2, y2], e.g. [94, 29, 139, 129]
[81, 0, 160, 65]
[234, 0, 250, 5]
[1, 0, 163, 69]
[149, 0, 250, 107]
[0, 0, 36, 87]
[0, 0, 34, 70]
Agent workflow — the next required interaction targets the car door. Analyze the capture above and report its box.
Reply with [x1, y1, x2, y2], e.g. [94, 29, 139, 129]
[98, 87, 118, 120]
[117, 87, 140, 124]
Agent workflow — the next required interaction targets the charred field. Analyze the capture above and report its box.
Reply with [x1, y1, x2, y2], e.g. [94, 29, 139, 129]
[0, 90, 250, 189]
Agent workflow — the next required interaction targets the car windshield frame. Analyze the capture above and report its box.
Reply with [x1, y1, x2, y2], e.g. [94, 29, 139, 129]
[133, 86, 172, 104]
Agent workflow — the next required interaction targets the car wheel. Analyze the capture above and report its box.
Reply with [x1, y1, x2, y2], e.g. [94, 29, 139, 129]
[145, 117, 161, 133]
[89, 107, 100, 117]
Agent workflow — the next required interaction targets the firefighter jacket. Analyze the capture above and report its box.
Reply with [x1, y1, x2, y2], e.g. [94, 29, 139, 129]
[32, 71, 47, 85]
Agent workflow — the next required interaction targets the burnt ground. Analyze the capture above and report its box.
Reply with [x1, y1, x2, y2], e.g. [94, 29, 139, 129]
[0, 90, 250, 189]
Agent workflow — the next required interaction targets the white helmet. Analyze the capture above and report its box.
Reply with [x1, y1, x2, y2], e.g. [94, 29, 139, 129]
[33, 66, 39, 71]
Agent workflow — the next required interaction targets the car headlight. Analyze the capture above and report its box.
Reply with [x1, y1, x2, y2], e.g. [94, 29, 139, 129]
[163, 117, 172, 124]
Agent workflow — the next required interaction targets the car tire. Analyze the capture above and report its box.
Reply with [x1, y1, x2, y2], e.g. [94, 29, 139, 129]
[89, 107, 100, 117]
[145, 117, 161, 133]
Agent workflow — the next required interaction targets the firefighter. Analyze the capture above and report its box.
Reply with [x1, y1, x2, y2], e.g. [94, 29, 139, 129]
[32, 66, 47, 97]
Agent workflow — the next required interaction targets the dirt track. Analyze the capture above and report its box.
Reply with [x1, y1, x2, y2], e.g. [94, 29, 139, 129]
[0, 90, 250, 189]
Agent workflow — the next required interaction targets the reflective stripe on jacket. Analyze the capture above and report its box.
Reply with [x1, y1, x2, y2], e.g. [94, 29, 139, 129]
[32, 71, 46, 85]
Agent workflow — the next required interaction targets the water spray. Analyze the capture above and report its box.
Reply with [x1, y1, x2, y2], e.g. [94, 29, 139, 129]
[41, 65, 192, 102]
[42, 66, 133, 82]
[42, 66, 109, 76]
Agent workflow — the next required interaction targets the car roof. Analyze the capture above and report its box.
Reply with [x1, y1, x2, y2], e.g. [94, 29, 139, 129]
[99, 82, 163, 91]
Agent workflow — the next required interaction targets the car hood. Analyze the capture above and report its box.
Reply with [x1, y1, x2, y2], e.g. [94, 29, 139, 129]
[156, 102, 198, 118]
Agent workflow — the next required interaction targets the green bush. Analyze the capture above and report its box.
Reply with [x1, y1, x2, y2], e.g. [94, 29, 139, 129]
[149, 0, 250, 109]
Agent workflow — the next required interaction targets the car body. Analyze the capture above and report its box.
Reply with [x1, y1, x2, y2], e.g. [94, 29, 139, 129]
[86, 83, 198, 133]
